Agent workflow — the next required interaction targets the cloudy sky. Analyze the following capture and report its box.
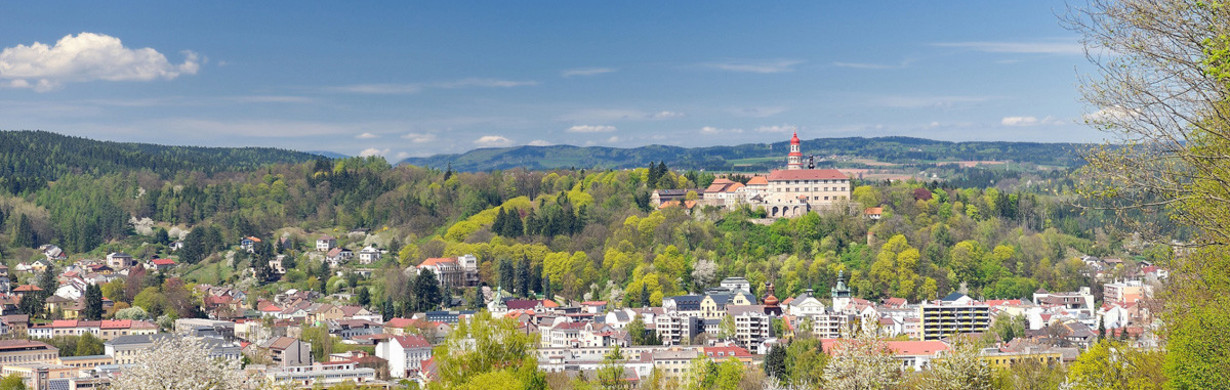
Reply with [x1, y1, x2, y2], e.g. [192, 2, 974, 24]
[0, 1, 1105, 159]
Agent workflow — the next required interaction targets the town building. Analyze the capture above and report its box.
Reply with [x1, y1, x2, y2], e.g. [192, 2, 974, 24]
[919, 293, 991, 340]
[376, 334, 433, 379]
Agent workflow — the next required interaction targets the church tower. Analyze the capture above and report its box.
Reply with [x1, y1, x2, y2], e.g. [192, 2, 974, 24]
[787, 132, 803, 170]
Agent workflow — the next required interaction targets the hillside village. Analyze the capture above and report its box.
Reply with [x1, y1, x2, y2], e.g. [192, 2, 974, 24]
[0, 133, 1173, 389]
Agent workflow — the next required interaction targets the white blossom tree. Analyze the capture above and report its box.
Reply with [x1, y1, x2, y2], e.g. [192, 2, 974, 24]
[820, 331, 900, 390]
[109, 337, 261, 390]
[915, 337, 993, 390]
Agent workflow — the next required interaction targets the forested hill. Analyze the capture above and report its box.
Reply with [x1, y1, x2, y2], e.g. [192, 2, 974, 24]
[0, 130, 322, 194]
[401, 136, 1092, 172]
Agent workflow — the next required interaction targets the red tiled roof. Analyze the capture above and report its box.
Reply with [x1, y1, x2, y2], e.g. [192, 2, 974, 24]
[392, 335, 432, 349]
[13, 285, 42, 292]
[419, 257, 456, 267]
[885, 341, 950, 356]
[864, 207, 884, 215]
[151, 259, 175, 266]
[767, 169, 848, 181]
[746, 176, 768, 186]
[385, 317, 417, 328]
[702, 346, 753, 358]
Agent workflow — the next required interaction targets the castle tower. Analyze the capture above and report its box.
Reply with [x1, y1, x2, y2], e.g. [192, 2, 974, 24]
[787, 132, 803, 170]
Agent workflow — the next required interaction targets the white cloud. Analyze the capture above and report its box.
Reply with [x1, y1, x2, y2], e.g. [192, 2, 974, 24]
[703, 59, 803, 73]
[395, 152, 411, 160]
[0, 32, 199, 91]
[832, 59, 912, 70]
[358, 148, 388, 157]
[876, 95, 998, 109]
[356, 132, 379, 139]
[557, 109, 684, 122]
[527, 140, 553, 146]
[567, 125, 617, 133]
[401, 132, 437, 143]
[932, 40, 1083, 55]
[1001, 116, 1039, 126]
[755, 124, 798, 133]
[329, 84, 424, 94]
[607, 136, 620, 143]
[1002, 116, 1065, 127]
[730, 106, 788, 118]
[474, 135, 513, 147]
[700, 126, 743, 134]
[562, 67, 617, 77]
[229, 95, 314, 104]
[434, 78, 538, 88]
[330, 78, 536, 95]
[649, 111, 684, 119]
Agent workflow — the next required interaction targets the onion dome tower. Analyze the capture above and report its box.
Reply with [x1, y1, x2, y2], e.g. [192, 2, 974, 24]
[764, 282, 783, 316]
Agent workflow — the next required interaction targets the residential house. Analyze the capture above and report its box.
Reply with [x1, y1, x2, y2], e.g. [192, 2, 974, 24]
[324, 248, 354, 267]
[357, 246, 382, 264]
[240, 236, 262, 253]
[316, 235, 337, 252]
[105, 253, 136, 269]
[376, 335, 433, 379]
[259, 337, 312, 367]
[146, 258, 176, 272]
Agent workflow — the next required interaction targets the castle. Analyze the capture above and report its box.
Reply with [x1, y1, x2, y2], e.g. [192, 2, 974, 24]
[701, 132, 851, 217]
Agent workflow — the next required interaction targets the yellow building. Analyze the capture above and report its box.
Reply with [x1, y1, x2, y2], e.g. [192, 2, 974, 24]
[979, 348, 1064, 369]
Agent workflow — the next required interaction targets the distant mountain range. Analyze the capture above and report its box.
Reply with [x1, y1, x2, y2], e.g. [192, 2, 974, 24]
[400, 136, 1093, 172]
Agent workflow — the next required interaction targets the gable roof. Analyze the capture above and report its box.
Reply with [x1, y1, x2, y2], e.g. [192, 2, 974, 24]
[767, 169, 848, 182]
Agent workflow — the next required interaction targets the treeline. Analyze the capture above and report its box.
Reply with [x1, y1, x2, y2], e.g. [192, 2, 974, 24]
[402, 136, 1092, 172]
[0, 130, 320, 195]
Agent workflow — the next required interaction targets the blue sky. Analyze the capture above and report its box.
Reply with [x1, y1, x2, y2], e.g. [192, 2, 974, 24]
[0, 1, 1104, 159]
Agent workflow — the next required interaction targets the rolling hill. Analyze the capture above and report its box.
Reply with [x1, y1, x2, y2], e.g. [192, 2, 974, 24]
[0, 130, 323, 193]
[400, 136, 1093, 172]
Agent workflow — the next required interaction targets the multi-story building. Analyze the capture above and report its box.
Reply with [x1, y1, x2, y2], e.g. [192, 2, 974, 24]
[265, 361, 377, 387]
[0, 340, 58, 366]
[727, 305, 771, 348]
[417, 254, 479, 289]
[654, 313, 702, 346]
[1032, 287, 1097, 316]
[1104, 280, 1149, 306]
[27, 320, 158, 341]
[104, 335, 241, 365]
[919, 294, 991, 340]
[259, 337, 312, 367]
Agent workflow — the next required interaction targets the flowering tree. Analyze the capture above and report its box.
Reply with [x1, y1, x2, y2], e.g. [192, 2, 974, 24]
[820, 332, 900, 390]
[109, 337, 259, 390]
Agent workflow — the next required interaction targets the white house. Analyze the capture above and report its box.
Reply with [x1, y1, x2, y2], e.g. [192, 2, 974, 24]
[316, 235, 337, 252]
[357, 246, 382, 264]
[376, 335, 433, 378]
